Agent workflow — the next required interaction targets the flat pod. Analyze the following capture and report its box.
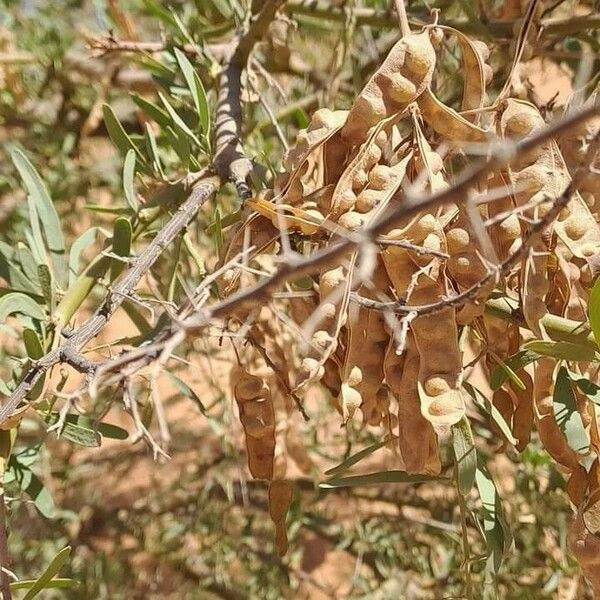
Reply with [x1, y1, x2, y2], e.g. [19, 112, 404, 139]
[384, 332, 440, 474]
[268, 480, 293, 556]
[341, 31, 436, 146]
[410, 276, 466, 428]
[231, 366, 276, 480]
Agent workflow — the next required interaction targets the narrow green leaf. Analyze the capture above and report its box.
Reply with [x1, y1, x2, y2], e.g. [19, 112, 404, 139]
[490, 350, 540, 390]
[166, 372, 206, 414]
[0, 292, 44, 322]
[320, 470, 448, 488]
[9, 456, 56, 518]
[110, 218, 132, 281]
[475, 461, 512, 574]
[123, 150, 138, 211]
[0, 245, 41, 295]
[132, 94, 172, 129]
[174, 47, 210, 136]
[158, 92, 202, 146]
[566, 369, 600, 405]
[10, 149, 67, 287]
[452, 416, 477, 496]
[553, 367, 589, 453]
[103, 104, 146, 162]
[165, 125, 191, 166]
[144, 123, 166, 179]
[37, 264, 54, 312]
[324, 439, 389, 477]
[490, 353, 526, 391]
[22, 546, 72, 600]
[463, 382, 516, 445]
[589, 276, 600, 349]
[16, 244, 41, 287]
[11, 578, 78, 592]
[68, 227, 107, 285]
[9, 149, 65, 254]
[141, 0, 178, 28]
[522, 340, 596, 362]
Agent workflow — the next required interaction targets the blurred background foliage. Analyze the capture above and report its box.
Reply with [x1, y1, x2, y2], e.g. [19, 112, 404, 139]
[0, 0, 599, 598]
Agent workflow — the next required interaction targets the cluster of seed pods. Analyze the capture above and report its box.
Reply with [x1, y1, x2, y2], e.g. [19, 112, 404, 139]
[221, 24, 600, 575]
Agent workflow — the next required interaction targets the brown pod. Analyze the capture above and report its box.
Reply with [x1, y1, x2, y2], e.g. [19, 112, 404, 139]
[268, 480, 294, 557]
[231, 367, 276, 480]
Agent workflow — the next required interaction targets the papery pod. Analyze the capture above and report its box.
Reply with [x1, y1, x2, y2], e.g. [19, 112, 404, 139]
[446, 208, 494, 324]
[418, 87, 488, 143]
[341, 30, 436, 146]
[268, 480, 293, 556]
[410, 274, 466, 428]
[533, 358, 580, 471]
[384, 332, 440, 474]
[433, 26, 491, 117]
[218, 213, 278, 299]
[340, 262, 391, 423]
[296, 262, 349, 392]
[559, 87, 600, 219]
[511, 371, 535, 452]
[231, 366, 276, 480]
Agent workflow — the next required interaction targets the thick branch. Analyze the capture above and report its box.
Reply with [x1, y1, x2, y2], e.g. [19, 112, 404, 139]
[213, 0, 285, 196]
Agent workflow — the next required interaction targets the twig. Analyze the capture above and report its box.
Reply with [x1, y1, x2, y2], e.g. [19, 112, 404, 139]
[0, 180, 217, 424]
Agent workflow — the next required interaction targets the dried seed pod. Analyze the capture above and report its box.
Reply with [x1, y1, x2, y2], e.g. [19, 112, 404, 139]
[340, 263, 391, 422]
[384, 332, 440, 474]
[231, 367, 276, 480]
[268, 480, 293, 556]
[418, 87, 488, 142]
[568, 507, 600, 596]
[410, 276, 466, 428]
[341, 31, 436, 146]
[511, 371, 534, 452]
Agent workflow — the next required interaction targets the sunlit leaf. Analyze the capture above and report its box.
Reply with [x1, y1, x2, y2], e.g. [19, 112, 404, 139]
[320, 470, 448, 488]
[452, 416, 477, 496]
[158, 91, 202, 146]
[123, 149, 138, 211]
[522, 340, 596, 362]
[490, 349, 540, 390]
[174, 47, 210, 137]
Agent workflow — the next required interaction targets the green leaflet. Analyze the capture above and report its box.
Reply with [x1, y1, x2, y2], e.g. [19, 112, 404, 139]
[553, 366, 590, 454]
[321, 470, 448, 489]
[452, 416, 477, 496]
[0, 292, 45, 322]
[22, 547, 72, 599]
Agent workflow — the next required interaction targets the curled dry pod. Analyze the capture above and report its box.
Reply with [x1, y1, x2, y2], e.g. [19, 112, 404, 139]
[341, 30, 436, 146]
[268, 480, 294, 557]
[435, 26, 490, 117]
[410, 276, 466, 428]
[231, 366, 276, 480]
[418, 87, 488, 143]
[384, 332, 440, 474]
